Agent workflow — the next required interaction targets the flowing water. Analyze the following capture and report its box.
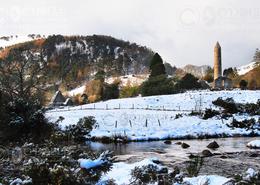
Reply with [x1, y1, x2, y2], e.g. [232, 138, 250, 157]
[87, 137, 260, 174]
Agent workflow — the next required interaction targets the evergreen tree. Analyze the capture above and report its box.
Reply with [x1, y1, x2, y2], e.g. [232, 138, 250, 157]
[175, 73, 202, 90]
[149, 53, 166, 77]
[239, 80, 248, 90]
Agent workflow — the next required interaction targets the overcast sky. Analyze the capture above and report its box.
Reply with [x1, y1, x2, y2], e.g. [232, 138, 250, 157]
[1, 0, 260, 68]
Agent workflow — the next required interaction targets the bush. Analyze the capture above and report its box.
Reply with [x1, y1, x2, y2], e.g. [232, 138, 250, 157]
[140, 75, 176, 96]
[64, 116, 97, 143]
[228, 118, 257, 130]
[213, 98, 260, 115]
[212, 98, 238, 114]
[239, 79, 248, 90]
[0, 93, 54, 143]
[203, 109, 220, 119]
[175, 73, 202, 90]
[120, 85, 140, 98]
[131, 164, 177, 185]
[186, 156, 203, 177]
[102, 83, 119, 101]
[85, 80, 103, 102]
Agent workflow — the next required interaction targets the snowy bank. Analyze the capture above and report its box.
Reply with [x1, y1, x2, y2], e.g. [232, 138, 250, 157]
[181, 175, 231, 185]
[247, 140, 260, 148]
[78, 151, 111, 169]
[99, 158, 162, 184]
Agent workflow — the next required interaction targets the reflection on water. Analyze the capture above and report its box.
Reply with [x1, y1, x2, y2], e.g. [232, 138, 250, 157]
[87, 137, 260, 160]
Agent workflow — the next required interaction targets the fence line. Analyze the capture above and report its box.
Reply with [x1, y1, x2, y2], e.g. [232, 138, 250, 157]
[47, 105, 207, 113]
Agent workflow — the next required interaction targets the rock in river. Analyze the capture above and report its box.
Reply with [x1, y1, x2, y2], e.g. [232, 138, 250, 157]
[181, 142, 190, 149]
[207, 141, 220, 149]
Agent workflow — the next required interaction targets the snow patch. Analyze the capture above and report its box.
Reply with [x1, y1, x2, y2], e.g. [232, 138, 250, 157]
[99, 158, 161, 184]
[0, 35, 35, 48]
[182, 175, 231, 185]
[105, 74, 148, 86]
[68, 85, 86, 96]
[237, 61, 259, 75]
[247, 140, 260, 148]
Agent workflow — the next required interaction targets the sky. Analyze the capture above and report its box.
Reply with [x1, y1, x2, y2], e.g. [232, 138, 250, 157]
[1, 0, 260, 68]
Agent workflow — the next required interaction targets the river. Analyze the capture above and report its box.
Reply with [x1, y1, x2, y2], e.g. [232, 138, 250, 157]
[87, 137, 260, 175]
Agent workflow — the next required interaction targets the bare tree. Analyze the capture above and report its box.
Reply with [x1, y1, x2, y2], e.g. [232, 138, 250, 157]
[0, 47, 46, 101]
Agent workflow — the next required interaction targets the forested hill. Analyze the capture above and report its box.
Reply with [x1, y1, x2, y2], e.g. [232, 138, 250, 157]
[0, 35, 154, 88]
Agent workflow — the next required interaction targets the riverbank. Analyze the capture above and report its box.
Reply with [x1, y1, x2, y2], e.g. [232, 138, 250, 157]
[1, 137, 260, 185]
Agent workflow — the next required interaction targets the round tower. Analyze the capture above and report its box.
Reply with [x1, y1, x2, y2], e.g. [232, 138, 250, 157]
[214, 42, 222, 80]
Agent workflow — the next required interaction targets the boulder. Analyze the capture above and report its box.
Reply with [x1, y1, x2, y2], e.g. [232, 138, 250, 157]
[181, 142, 190, 149]
[202, 149, 213, 157]
[207, 141, 220, 149]
[175, 141, 182, 145]
[164, 140, 172, 145]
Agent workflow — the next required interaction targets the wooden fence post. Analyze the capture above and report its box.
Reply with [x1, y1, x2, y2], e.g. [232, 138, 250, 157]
[145, 119, 148, 127]
[158, 119, 161, 127]
[129, 120, 132, 128]
[115, 121, 117, 128]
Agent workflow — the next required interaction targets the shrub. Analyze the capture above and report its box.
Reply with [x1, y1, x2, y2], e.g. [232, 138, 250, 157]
[186, 156, 203, 177]
[0, 94, 55, 143]
[203, 109, 220, 119]
[64, 116, 97, 142]
[175, 73, 202, 90]
[228, 118, 257, 130]
[85, 80, 103, 102]
[239, 79, 248, 90]
[131, 164, 176, 185]
[102, 83, 119, 101]
[212, 98, 238, 114]
[120, 85, 140, 98]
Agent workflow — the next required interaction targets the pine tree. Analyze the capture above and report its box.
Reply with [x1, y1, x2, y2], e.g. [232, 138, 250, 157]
[149, 53, 166, 77]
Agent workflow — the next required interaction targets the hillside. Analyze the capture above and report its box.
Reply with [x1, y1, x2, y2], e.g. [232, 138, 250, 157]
[183, 64, 211, 78]
[0, 35, 154, 90]
[234, 65, 260, 88]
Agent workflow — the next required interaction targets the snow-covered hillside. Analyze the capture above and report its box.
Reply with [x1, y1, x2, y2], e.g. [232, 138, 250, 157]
[46, 90, 260, 141]
[105, 74, 148, 86]
[237, 61, 259, 75]
[67, 74, 148, 96]
[0, 35, 39, 48]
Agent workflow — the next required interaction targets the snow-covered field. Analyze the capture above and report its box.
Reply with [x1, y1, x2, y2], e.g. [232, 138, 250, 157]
[46, 90, 260, 141]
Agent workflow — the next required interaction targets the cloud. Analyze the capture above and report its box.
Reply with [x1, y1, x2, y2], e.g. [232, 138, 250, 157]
[1, 0, 260, 68]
